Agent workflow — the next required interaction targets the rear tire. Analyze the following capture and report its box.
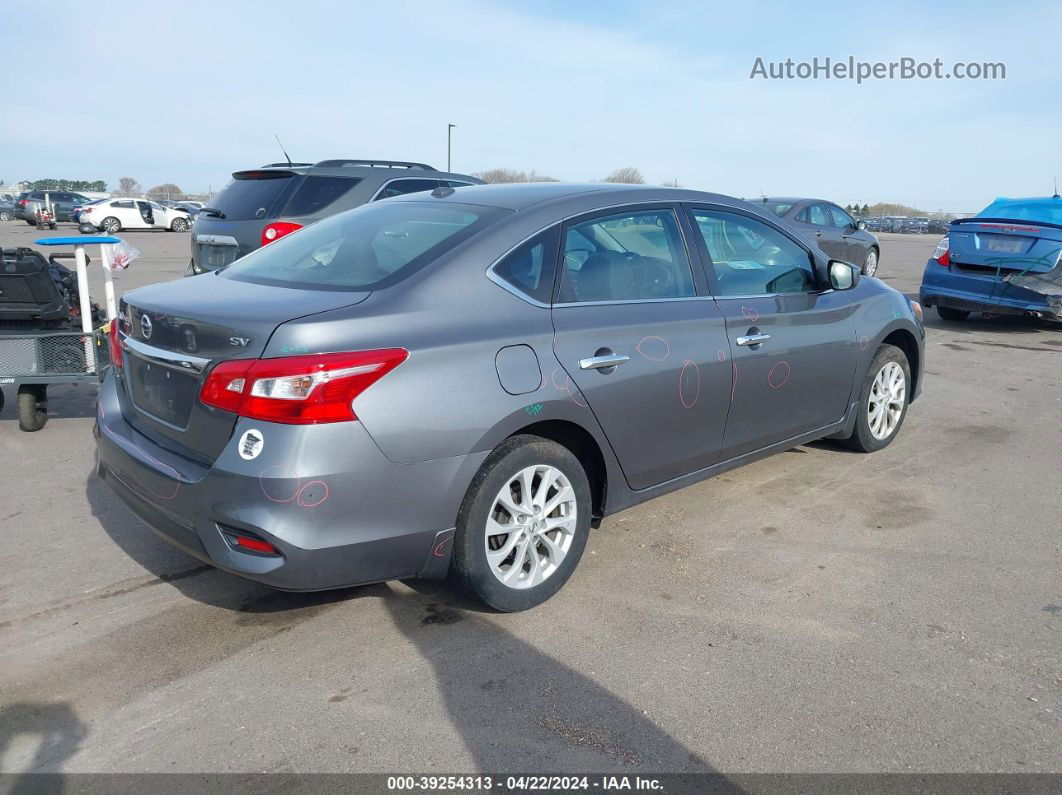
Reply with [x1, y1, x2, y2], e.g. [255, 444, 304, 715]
[840, 344, 910, 453]
[451, 435, 591, 612]
[101, 217, 121, 233]
[17, 385, 47, 432]
[936, 306, 969, 321]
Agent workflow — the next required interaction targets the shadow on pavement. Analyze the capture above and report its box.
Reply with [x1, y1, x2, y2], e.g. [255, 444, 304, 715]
[381, 587, 725, 776]
[0, 702, 87, 789]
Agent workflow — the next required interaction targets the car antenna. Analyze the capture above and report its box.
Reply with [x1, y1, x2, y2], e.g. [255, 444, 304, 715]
[1053, 177, 1059, 199]
[275, 134, 294, 167]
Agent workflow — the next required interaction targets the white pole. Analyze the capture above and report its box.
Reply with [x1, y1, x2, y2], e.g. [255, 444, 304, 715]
[73, 244, 96, 371]
[100, 243, 117, 321]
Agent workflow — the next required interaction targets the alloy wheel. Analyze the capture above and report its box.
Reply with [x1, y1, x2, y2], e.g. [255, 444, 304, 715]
[864, 249, 878, 277]
[867, 361, 905, 440]
[484, 464, 578, 590]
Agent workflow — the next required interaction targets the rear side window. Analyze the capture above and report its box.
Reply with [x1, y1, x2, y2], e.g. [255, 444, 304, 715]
[558, 209, 695, 302]
[492, 228, 560, 304]
[375, 179, 439, 200]
[282, 176, 361, 217]
[210, 172, 297, 220]
[222, 201, 508, 291]
[112, 200, 135, 208]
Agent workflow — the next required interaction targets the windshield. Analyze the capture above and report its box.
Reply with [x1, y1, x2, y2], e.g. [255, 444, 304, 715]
[978, 199, 1062, 226]
[221, 201, 508, 291]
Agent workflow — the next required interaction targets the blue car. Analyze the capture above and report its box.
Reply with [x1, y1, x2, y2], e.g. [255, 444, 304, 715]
[920, 196, 1062, 323]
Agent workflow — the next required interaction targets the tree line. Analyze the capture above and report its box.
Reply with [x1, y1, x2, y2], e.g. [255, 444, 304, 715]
[474, 167, 680, 187]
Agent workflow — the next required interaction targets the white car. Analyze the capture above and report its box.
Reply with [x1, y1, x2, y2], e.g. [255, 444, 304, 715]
[80, 198, 192, 233]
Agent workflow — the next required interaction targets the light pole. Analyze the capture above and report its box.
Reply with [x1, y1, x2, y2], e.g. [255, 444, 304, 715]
[447, 124, 456, 172]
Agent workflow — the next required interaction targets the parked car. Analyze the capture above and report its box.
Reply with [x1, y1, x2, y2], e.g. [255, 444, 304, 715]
[920, 195, 1062, 323]
[175, 201, 204, 218]
[72, 198, 107, 224]
[927, 218, 950, 235]
[187, 158, 483, 275]
[902, 217, 929, 234]
[97, 183, 924, 611]
[81, 199, 192, 232]
[862, 216, 882, 232]
[0, 196, 16, 221]
[757, 197, 881, 276]
[13, 191, 92, 224]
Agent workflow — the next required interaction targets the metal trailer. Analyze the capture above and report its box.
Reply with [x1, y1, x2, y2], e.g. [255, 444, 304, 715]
[0, 236, 121, 430]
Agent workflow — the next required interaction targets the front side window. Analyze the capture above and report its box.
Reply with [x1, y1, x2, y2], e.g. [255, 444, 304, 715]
[829, 205, 856, 229]
[222, 201, 508, 291]
[558, 209, 695, 302]
[691, 209, 816, 296]
[375, 179, 439, 200]
[492, 228, 559, 304]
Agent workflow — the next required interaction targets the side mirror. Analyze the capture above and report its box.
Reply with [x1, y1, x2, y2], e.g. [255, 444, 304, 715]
[856, 220, 867, 231]
[828, 260, 860, 290]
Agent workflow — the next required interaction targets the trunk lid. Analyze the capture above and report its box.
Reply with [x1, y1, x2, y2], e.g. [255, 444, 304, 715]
[948, 219, 1062, 274]
[118, 273, 369, 461]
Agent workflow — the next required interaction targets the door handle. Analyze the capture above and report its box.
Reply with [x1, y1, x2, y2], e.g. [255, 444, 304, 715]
[814, 230, 822, 237]
[735, 333, 771, 346]
[579, 353, 630, 370]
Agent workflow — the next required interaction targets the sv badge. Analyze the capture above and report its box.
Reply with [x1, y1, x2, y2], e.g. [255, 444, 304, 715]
[230, 336, 251, 347]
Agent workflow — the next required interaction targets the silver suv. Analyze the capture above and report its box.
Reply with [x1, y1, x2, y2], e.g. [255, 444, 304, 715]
[187, 159, 483, 275]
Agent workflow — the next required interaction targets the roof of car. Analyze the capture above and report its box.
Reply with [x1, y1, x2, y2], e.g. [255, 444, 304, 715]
[389, 182, 755, 213]
[238, 159, 480, 182]
[759, 197, 816, 204]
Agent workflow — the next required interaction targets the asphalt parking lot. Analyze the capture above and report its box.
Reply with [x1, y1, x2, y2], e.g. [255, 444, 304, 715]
[0, 222, 1059, 776]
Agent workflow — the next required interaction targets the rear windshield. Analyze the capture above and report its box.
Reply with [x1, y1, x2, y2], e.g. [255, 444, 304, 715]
[762, 202, 793, 217]
[221, 201, 509, 291]
[209, 171, 298, 221]
[978, 200, 1062, 226]
[282, 175, 360, 217]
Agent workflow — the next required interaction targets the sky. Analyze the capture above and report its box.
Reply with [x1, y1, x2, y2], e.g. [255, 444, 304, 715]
[2, 0, 1060, 212]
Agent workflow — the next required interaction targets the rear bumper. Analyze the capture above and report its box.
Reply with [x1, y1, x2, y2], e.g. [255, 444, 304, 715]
[94, 370, 485, 591]
[919, 260, 1062, 321]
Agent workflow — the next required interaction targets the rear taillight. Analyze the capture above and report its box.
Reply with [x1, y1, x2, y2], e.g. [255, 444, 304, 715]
[199, 349, 408, 424]
[260, 221, 303, 247]
[18, 199, 27, 206]
[108, 318, 123, 368]
[82, 207, 93, 214]
[932, 236, 950, 267]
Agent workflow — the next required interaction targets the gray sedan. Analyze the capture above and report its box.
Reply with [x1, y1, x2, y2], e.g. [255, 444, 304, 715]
[757, 197, 881, 276]
[95, 183, 924, 611]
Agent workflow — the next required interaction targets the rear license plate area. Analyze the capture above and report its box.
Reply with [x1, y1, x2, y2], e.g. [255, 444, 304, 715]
[198, 244, 237, 269]
[127, 353, 197, 428]
[983, 235, 1027, 253]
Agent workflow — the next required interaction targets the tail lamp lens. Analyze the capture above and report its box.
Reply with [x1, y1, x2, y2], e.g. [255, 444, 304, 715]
[199, 349, 407, 424]
[933, 236, 950, 266]
[108, 318, 123, 368]
[260, 221, 303, 246]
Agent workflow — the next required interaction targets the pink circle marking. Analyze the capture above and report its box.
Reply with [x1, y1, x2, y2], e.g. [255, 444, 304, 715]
[859, 335, 870, 351]
[635, 336, 670, 362]
[768, 361, 791, 389]
[679, 359, 701, 409]
[716, 349, 726, 362]
[259, 466, 301, 503]
[296, 480, 330, 509]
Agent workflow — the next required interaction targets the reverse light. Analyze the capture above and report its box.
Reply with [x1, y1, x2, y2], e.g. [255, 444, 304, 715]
[932, 236, 950, 267]
[107, 318, 123, 368]
[199, 349, 408, 424]
[260, 221, 303, 246]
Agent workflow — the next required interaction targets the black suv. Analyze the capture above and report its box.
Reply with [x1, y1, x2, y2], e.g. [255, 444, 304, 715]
[188, 159, 483, 274]
[13, 191, 92, 224]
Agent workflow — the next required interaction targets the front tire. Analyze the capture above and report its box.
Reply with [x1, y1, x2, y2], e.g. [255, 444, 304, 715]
[0, 211, 10, 221]
[862, 248, 879, 277]
[101, 217, 121, 233]
[936, 306, 969, 321]
[17, 385, 47, 432]
[451, 435, 591, 611]
[170, 217, 189, 232]
[840, 344, 910, 453]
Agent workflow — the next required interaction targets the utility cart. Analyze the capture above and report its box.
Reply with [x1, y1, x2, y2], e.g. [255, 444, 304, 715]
[0, 236, 121, 430]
